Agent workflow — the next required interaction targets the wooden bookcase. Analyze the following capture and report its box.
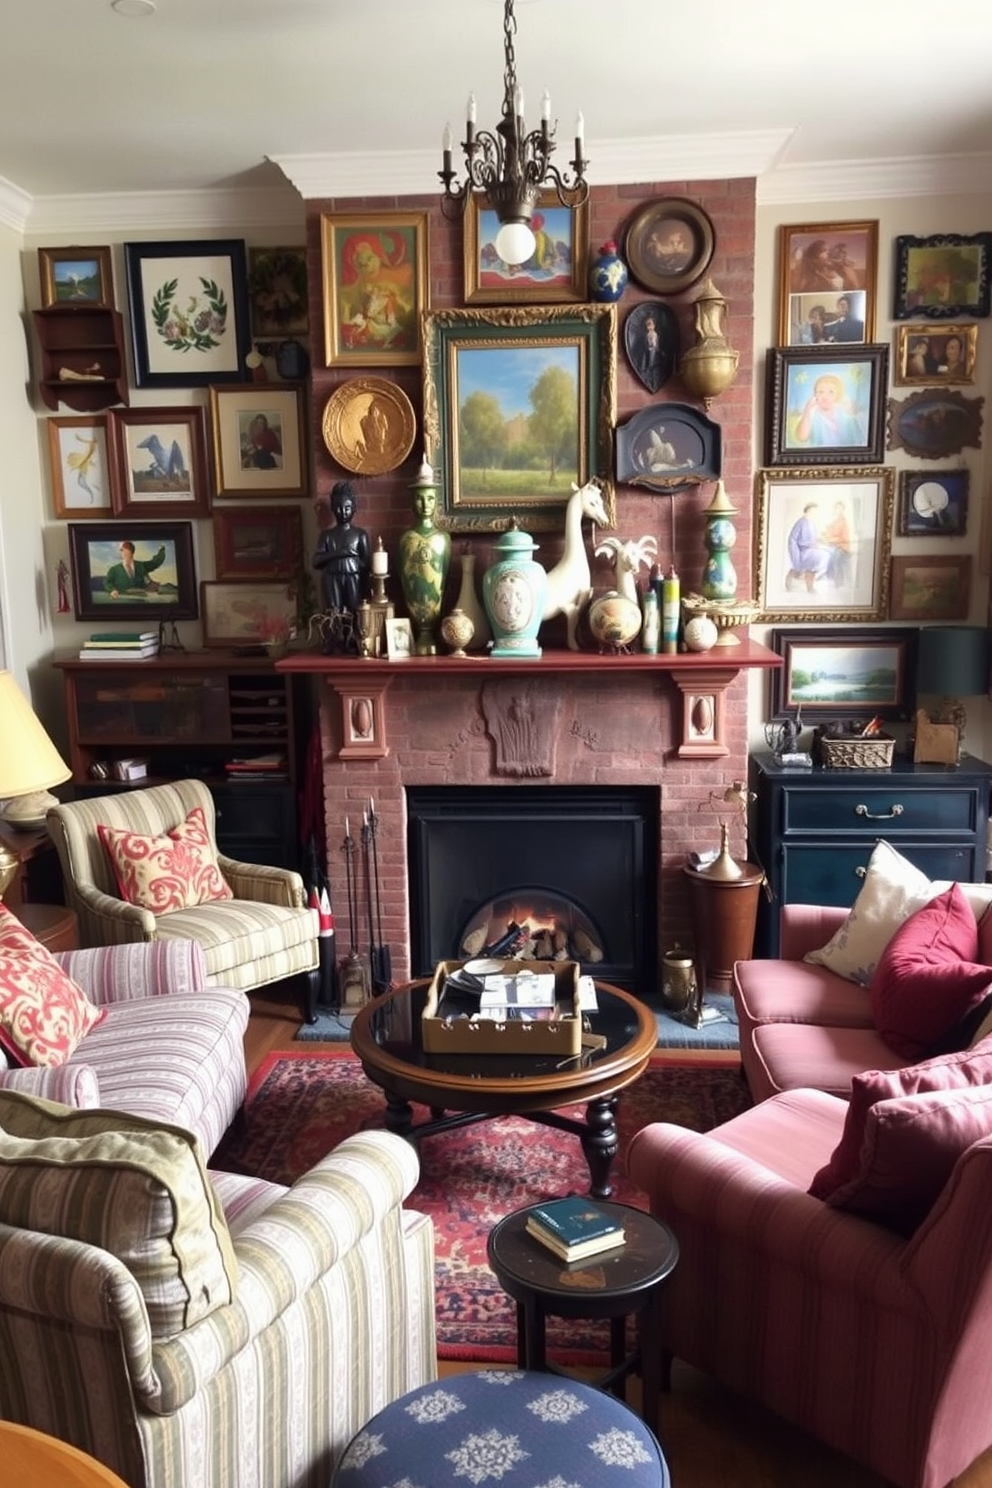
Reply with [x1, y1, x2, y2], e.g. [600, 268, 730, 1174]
[54, 653, 312, 868]
[32, 305, 129, 411]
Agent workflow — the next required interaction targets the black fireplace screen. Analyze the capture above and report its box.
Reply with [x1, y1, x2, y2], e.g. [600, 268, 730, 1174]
[407, 785, 658, 996]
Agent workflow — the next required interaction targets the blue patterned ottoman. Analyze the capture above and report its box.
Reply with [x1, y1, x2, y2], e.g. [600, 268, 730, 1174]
[332, 1369, 669, 1487]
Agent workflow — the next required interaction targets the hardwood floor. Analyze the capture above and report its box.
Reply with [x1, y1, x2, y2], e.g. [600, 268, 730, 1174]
[242, 987, 992, 1488]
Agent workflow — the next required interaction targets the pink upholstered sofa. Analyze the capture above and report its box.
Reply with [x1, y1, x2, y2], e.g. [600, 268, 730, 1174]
[734, 880, 992, 1103]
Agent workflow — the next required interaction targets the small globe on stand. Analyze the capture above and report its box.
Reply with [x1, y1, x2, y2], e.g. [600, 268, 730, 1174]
[441, 606, 474, 658]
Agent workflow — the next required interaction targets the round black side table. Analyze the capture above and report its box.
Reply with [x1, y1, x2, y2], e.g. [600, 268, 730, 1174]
[487, 1201, 679, 1438]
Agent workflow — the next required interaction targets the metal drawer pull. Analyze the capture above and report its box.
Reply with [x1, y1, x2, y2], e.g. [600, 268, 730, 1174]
[854, 803, 904, 820]
[855, 866, 867, 878]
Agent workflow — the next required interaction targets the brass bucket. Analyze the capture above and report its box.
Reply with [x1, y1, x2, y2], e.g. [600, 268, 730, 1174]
[661, 946, 697, 1013]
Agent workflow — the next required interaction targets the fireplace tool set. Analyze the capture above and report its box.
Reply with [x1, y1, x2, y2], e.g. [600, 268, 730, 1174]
[339, 800, 391, 1007]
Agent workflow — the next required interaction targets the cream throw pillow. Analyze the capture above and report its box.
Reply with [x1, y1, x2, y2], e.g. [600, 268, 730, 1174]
[0, 1090, 237, 1339]
[804, 840, 941, 986]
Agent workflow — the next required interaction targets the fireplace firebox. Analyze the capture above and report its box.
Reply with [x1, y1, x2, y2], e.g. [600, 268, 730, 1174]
[407, 785, 658, 996]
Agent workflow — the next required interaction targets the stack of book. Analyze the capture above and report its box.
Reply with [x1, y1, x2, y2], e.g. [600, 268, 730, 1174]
[224, 752, 289, 782]
[525, 1197, 626, 1262]
[79, 630, 159, 661]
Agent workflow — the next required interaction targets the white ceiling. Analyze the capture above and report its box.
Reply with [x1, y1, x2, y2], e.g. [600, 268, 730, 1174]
[4, 0, 992, 222]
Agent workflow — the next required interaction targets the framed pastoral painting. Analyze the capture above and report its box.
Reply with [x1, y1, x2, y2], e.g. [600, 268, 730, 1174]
[462, 192, 589, 304]
[200, 580, 298, 647]
[753, 465, 893, 622]
[777, 220, 878, 346]
[208, 383, 308, 498]
[886, 389, 984, 459]
[769, 627, 917, 721]
[106, 406, 210, 519]
[893, 232, 992, 319]
[421, 302, 617, 531]
[123, 238, 252, 388]
[894, 323, 977, 385]
[320, 210, 429, 367]
[47, 415, 112, 518]
[890, 554, 972, 621]
[898, 470, 969, 536]
[766, 344, 889, 467]
[212, 506, 303, 580]
[68, 521, 198, 622]
[247, 246, 309, 338]
[38, 245, 114, 309]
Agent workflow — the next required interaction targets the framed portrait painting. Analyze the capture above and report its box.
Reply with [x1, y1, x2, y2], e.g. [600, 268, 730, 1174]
[247, 247, 308, 338]
[766, 344, 889, 467]
[123, 239, 252, 388]
[208, 383, 308, 498]
[893, 232, 992, 319]
[890, 554, 972, 621]
[106, 406, 210, 519]
[898, 470, 969, 536]
[68, 521, 197, 622]
[463, 192, 588, 304]
[777, 221, 878, 346]
[894, 322, 977, 385]
[212, 506, 303, 580]
[769, 627, 917, 721]
[38, 245, 114, 309]
[753, 465, 893, 622]
[320, 210, 429, 367]
[47, 415, 112, 518]
[623, 301, 679, 394]
[421, 302, 617, 531]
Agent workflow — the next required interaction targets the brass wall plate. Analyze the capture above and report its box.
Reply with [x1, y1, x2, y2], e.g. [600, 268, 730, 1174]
[322, 376, 416, 476]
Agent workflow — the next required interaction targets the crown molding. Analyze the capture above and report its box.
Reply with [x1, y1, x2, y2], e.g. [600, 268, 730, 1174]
[0, 175, 33, 233]
[18, 185, 305, 238]
[757, 150, 992, 205]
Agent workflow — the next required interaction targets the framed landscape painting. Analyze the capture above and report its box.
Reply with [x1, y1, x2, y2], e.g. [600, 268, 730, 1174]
[106, 406, 210, 518]
[38, 245, 114, 309]
[769, 627, 916, 721]
[890, 554, 972, 621]
[753, 465, 893, 623]
[212, 506, 303, 580]
[421, 302, 617, 531]
[124, 238, 252, 388]
[68, 521, 197, 622]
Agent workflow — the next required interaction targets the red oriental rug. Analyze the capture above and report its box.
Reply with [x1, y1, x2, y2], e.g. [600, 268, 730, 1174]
[214, 1048, 750, 1365]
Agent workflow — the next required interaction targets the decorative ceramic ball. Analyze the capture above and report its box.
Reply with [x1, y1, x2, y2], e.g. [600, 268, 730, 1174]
[440, 606, 474, 657]
[683, 614, 719, 653]
[588, 591, 642, 652]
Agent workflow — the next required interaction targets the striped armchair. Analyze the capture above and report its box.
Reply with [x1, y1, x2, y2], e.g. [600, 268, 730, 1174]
[0, 1130, 437, 1488]
[46, 780, 321, 1023]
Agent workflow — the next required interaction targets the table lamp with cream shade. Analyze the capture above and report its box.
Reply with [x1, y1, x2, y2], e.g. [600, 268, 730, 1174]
[0, 670, 71, 896]
[915, 625, 991, 759]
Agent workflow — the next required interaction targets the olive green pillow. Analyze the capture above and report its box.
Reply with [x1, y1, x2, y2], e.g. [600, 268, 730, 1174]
[0, 1090, 237, 1339]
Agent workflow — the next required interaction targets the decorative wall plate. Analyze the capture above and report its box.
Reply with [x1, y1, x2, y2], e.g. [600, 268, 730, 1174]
[624, 198, 715, 296]
[615, 403, 722, 490]
[321, 376, 416, 475]
[623, 301, 679, 393]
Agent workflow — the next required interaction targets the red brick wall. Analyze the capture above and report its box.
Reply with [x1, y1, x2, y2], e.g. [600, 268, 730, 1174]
[303, 178, 757, 979]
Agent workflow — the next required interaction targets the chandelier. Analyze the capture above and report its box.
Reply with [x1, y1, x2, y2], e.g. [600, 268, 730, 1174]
[439, 0, 589, 268]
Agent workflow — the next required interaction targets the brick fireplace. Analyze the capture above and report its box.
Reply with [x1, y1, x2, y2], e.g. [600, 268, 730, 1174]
[284, 646, 775, 993]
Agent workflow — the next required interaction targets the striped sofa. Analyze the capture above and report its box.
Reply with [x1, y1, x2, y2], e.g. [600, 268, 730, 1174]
[0, 939, 247, 1154]
[0, 1129, 437, 1488]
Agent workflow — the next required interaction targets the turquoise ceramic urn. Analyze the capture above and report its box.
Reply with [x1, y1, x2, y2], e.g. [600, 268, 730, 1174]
[482, 521, 548, 659]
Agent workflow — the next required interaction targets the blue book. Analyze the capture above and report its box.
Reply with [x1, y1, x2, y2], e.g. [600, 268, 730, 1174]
[525, 1197, 625, 1260]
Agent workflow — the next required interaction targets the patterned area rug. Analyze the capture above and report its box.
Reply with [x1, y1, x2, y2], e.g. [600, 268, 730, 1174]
[216, 1049, 750, 1365]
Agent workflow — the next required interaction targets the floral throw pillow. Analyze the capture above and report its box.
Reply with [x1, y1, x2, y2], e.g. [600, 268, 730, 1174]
[0, 906, 104, 1067]
[98, 805, 233, 914]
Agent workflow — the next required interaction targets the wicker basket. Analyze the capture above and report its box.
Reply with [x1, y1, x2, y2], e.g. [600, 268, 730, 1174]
[817, 733, 896, 770]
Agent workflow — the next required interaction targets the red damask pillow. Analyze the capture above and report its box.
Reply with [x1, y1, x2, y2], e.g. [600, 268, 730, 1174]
[0, 906, 104, 1067]
[98, 806, 233, 914]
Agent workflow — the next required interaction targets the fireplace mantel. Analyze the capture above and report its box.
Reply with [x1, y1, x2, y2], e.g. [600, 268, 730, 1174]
[279, 640, 780, 760]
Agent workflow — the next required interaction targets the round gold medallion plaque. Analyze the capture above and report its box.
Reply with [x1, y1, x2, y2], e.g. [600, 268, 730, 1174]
[321, 376, 416, 476]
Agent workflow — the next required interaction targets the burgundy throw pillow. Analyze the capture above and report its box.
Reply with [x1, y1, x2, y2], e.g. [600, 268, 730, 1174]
[809, 1032, 992, 1200]
[869, 882, 992, 1059]
[817, 1083, 992, 1234]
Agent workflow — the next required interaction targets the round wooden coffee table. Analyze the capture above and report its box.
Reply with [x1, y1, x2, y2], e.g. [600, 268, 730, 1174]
[350, 979, 656, 1198]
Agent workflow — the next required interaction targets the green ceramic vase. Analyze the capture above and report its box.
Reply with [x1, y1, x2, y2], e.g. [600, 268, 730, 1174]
[399, 469, 451, 655]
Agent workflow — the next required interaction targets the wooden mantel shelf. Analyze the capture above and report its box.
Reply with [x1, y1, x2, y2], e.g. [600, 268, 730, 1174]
[278, 640, 780, 761]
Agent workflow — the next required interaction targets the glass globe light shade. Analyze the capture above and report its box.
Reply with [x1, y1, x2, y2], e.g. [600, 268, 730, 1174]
[494, 220, 536, 266]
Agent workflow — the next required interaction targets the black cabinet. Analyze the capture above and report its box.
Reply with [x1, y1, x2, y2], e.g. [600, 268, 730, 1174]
[749, 752, 992, 956]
